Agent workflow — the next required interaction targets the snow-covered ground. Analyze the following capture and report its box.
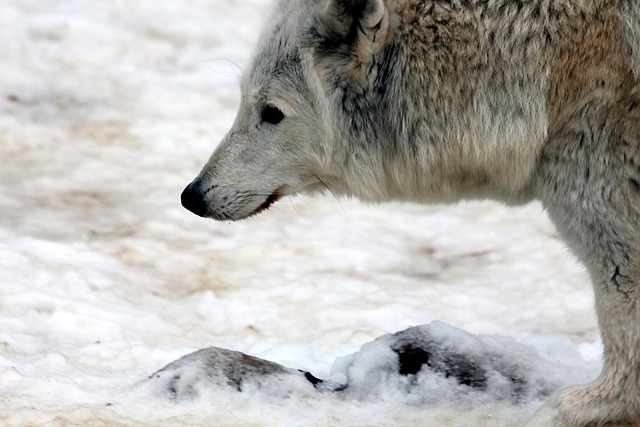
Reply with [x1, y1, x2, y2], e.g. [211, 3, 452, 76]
[0, 1, 603, 425]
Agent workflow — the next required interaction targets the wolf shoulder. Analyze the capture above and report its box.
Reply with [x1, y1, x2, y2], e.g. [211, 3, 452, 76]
[385, 0, 640, 200]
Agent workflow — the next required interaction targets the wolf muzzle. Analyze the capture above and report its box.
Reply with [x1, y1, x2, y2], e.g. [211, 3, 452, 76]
[181, 181, 208, 217]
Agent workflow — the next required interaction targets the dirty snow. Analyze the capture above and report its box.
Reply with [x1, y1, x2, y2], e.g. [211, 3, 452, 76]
[0, 0, 602, 425]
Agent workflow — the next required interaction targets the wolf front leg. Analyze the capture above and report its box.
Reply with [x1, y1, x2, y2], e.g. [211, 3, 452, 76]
[526, 289, 640, 427]
[528, 101, 640, 426]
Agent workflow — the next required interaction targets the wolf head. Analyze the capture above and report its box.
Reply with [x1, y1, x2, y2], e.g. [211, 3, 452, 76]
[181, 0, 394, 220]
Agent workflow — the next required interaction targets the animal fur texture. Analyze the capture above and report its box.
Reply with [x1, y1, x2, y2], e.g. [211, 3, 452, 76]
[181, 0, 640, 425]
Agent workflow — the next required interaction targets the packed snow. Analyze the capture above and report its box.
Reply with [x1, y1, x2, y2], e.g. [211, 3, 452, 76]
[0, 0, 603, 425]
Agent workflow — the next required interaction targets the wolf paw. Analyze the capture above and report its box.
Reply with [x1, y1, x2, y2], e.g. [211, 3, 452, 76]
[526, 381, 640, 427]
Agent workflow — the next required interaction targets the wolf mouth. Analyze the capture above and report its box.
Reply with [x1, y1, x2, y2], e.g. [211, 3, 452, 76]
[247, 188, 285, 218]
[257, 192, 281, 212]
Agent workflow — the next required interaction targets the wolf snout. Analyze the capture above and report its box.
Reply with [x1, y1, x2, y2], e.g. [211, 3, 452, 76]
[181, 181, 209, 217]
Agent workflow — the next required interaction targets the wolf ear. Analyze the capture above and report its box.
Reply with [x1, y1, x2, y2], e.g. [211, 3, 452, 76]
[316, 0, 390, 63]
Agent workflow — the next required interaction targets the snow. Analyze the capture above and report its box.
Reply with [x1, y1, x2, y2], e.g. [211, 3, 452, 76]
[0, 0, 601, 425]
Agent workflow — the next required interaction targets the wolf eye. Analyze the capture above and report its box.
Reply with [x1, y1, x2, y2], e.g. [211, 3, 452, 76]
[261, 105, 285, 125]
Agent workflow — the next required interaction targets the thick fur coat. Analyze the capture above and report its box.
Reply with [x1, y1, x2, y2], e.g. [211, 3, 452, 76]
[182, 1, 640, 425]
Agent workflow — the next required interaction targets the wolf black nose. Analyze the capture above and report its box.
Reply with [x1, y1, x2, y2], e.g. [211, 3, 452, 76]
[181, 182, 208, 217]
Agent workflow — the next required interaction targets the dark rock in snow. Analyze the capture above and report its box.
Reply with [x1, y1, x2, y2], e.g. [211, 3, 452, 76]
[338, 322, 554, 402]
[149, 346, 317, 400]
[147, 322, 578, 404]
[394, 341, 490, 388]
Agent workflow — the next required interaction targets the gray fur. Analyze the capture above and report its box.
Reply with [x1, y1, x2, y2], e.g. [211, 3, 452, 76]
[182, 0, 640, 425]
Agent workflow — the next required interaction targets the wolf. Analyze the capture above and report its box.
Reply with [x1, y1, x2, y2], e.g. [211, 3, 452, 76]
[181, 0, 640, 425]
